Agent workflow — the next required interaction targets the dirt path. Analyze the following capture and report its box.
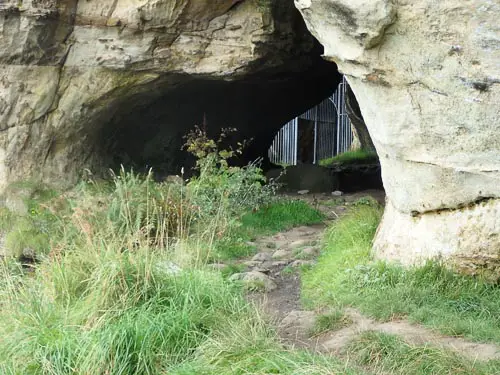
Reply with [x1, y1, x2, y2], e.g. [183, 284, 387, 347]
[227, 190, 500, 363]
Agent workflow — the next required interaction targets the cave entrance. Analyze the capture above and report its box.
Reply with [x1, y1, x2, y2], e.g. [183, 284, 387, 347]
[98, 65, 343, 179]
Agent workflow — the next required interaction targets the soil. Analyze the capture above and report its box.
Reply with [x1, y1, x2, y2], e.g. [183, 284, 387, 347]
[225, 189, 500, 363]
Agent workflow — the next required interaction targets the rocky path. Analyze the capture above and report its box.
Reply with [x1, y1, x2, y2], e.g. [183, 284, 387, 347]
[227, 191, 500, 365]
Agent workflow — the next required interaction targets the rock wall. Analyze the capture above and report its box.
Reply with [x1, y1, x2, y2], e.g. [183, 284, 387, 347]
[0, 0, 337, 190]
[295, 0, 500, 275]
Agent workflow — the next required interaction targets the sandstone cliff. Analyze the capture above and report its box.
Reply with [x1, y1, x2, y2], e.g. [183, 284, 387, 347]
[0, 0, 337, 187]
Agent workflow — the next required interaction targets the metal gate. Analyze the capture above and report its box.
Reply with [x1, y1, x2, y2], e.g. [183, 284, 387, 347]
[268, 75, 353, 165]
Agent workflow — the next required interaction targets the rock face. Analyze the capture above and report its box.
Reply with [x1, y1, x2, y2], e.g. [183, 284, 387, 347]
[0, 0, 339, 189]
[295, 0, 500, 274]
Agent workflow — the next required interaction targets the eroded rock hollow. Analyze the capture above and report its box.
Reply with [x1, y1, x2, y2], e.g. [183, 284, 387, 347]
[0, 0, 339, 186]
[295, 0, 500, 275]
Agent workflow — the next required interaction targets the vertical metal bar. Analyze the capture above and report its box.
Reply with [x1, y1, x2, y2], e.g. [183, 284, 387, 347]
[293, 117, 299, 165]
[285, 123, 290, 165]
[286, 123, 291, 165]
[335, 89, 342, 154]
[278, 129, 282, 164]
[313, 105, 318, 164]
[288, 121, 292, 165]
[284, 124, 287, 164]
[285, 124, 288, 164]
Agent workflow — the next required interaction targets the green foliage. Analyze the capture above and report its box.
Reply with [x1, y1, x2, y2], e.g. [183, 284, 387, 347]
[302, 203, 500, 344]
[319, 149, 378, 167]
[184, 126, 278, 218]
[0, 184, 62, 259]
[347, 331, 500, 375]
[221, 263, 247, 278]
[351, 196, 379, 207]
[0, 257, 250, 374]
[0, 126, 339, 374]
[168, 317, 360, 375]
[256, 0, 272, 12]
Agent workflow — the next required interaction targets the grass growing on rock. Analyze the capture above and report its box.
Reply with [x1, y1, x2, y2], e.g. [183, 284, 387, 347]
[310, 310, 353, 336]
[302, 200, 500, 344]
[346, 331, 500, 375]
[319, 149, 378, 167]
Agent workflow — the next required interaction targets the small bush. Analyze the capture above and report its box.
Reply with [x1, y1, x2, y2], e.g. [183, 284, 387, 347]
[1, 187, 62, 260]
[4, 217, 50, 259]
[184, 126, 278, 218]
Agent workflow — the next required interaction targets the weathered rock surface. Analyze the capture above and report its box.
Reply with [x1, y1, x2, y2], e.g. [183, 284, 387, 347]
[229, 271, 277, 292]
[0, 0, 338, 190]
[295, 0, 500, 272]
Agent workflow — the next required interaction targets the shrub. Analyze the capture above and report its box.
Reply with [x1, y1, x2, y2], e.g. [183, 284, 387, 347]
[184, 126, 278, 218]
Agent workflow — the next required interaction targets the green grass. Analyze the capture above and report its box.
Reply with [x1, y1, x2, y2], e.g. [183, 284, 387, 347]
[213, 200, 324, 260]
[347, 331, 500, 375]
[302, 203, 500, 344]
[169, 323, 363, 375]
[0, 170, 347, 375]
[319, 150, 378, 167]
[221, 263, 248, 278]
[310, 310, 352, 336]
[240, 200, 324, 234]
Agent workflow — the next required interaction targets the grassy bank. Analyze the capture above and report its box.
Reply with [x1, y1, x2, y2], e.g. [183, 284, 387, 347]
[302, 201, 500, 344]
[346, 331, 500, 375]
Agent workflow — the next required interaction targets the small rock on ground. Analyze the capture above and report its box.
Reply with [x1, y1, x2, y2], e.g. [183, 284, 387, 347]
[290, 239, 312, 249]
[290, 260, 315, 268]
[272, 249, 292, 260]
[252, 252, 272, 261]
[299, 247, 320, 257]
[229, 271, 277, 292]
